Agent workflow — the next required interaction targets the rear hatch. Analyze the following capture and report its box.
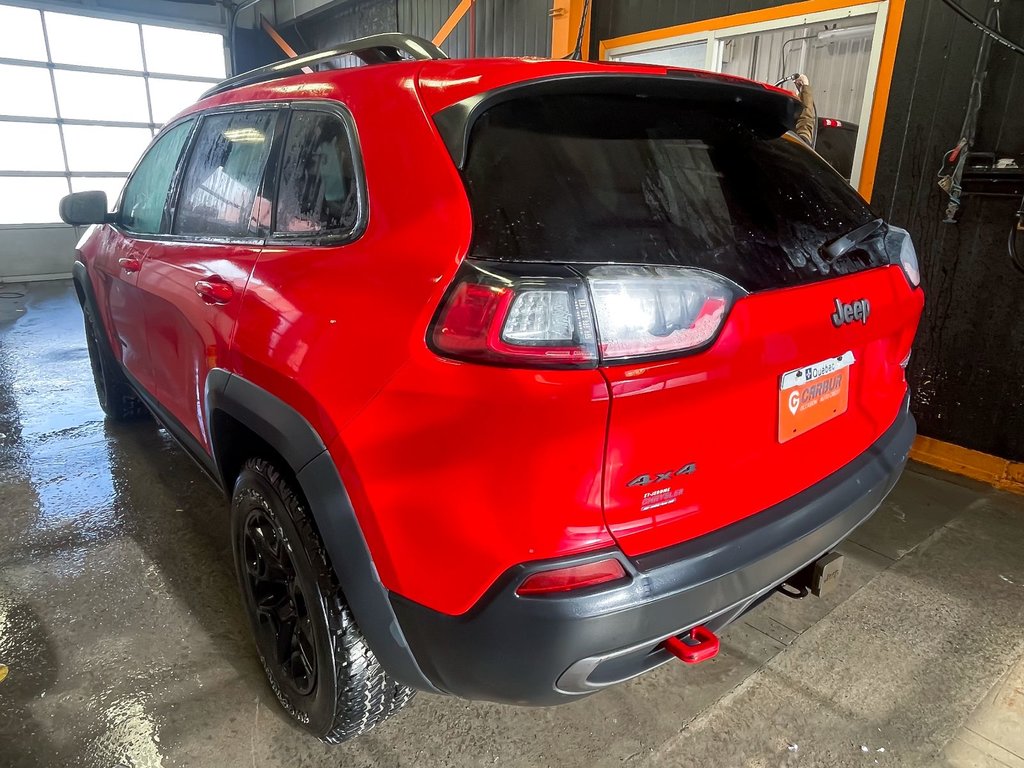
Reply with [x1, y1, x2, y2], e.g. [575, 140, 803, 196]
[447, 76, 923, 557]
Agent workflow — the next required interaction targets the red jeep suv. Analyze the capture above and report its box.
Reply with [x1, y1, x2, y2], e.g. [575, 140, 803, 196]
[59, 34, 923, 742]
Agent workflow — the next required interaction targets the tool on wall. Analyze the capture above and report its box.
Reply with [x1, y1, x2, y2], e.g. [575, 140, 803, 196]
[936, 0, 1002, 224]
[936, 0, 1024, 275]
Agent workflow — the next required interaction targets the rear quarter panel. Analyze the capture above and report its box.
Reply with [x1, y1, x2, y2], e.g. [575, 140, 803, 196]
[232, 68, 467, 447]
[232, 69, 617, 615]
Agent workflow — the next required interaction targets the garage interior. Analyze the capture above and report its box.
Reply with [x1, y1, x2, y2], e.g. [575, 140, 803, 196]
[1, 0, 1023, 766]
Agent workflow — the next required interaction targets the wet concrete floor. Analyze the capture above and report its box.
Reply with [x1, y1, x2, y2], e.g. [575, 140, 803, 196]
[1, 280, 1022, 768]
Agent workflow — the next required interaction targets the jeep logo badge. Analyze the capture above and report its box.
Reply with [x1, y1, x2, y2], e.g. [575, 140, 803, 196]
[831, 298, 870, 327]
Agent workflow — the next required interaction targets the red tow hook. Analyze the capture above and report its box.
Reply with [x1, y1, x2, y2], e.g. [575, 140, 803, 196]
[664, 625, 720, 664]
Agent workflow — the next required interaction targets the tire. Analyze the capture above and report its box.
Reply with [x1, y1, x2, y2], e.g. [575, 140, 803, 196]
[231, 458, 415, 742]
[81, 298, 148, 421]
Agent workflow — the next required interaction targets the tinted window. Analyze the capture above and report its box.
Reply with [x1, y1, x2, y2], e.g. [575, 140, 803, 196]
[174, 110, 277, 238]
[275, 110, 359, 236]
[119, 119, 193, 234]
[464, 95, 884, 292]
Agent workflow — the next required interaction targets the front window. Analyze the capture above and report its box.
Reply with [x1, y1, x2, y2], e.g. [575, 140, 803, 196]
[120, 119, 194, 234]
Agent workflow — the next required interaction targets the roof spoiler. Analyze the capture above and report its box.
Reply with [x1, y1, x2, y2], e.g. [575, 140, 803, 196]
[203, 33, 447, 99]
[433, 72, 804, 169]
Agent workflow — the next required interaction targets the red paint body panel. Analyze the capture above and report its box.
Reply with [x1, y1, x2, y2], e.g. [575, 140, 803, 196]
[75, 56, 923, 620]
[334, 360, 613, 615]
[91, 225, 154, 391]
[600, 266, 923, 556]
[140, 241, 262, 447]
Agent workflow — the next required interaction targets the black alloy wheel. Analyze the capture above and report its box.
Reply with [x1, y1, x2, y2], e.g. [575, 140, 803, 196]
[241, 508, 318, 697]
[231, 458, 415, 742]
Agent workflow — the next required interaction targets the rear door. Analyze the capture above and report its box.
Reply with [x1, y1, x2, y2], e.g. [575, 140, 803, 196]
[138, 107, 280, 449]
[93, 118, 194, 396]
[459, 89, 923, 557]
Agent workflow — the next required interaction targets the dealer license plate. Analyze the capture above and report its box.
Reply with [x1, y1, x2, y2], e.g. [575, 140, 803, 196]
[778, 351, 855, 443]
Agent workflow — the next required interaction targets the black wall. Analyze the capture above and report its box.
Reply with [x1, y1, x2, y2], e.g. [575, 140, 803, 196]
[592, 0, 1024, 461]
[287, 0, 551, 58]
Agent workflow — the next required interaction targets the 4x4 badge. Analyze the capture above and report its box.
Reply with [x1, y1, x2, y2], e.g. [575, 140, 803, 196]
[627, 463, 696, 488]
[831, 298, 870, 327]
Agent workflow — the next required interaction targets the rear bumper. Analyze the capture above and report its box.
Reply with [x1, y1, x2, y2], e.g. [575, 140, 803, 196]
[391, 399, 915, 705]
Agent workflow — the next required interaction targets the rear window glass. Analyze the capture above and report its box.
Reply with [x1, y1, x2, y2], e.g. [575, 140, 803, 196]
[463, 94, 884, 291]
[275, 109, 359, 237]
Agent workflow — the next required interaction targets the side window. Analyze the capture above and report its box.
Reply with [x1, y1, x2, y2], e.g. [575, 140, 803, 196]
[119, 119, 193, 234]
[173, 110, 277, 238]
[275, 110, 360, 237]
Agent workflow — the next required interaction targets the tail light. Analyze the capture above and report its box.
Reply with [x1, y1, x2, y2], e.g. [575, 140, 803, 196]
[430, 261, 740, 368]
[886, 226, 921, 288]
[587, 266, 734, 359]
[516, 558, 628, 596]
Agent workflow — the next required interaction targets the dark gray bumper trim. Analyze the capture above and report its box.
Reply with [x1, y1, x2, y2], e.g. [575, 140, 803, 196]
[392, 400, 915, 705]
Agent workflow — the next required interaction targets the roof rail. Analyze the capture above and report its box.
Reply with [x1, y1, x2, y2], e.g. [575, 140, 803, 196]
[203, 33, 448, 99]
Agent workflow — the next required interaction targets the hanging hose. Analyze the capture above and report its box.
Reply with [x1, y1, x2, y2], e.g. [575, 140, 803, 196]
[564, 0, 592, 61]
[938, 0, 1024, 57]
[776, 36, 815, 82]
[937, 0, 1003, 223]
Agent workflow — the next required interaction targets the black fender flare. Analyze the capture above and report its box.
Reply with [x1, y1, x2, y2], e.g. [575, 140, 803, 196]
[74, 261, 435, 691]
[72, 260, 99, 321]
[205, 369, 438, 693]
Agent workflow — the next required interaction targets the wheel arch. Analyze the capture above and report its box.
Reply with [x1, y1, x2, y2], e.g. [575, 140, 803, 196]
[205, 369, 438, 693]
[72, 264, 88, 307]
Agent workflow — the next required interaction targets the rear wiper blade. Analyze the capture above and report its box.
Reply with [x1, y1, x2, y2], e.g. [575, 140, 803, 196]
[821, 218, 885, 261]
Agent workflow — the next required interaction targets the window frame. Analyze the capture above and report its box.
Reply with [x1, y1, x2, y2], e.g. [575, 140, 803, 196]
[600, 1, 893, 196]
[264, 101, 368, 248]
[115, 115, 197, 236]
[166, 103, 285, 243]
[0, 4, 228, 227]
[110, 99, 368, 248]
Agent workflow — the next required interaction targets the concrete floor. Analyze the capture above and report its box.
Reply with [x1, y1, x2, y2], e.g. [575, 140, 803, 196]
[1, 280, 1023, 768]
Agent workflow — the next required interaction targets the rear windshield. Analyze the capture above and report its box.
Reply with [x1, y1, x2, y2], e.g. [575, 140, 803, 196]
[463, 94, 885, 291]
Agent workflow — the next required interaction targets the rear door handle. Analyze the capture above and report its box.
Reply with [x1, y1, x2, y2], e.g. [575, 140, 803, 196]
[118, 257, 141, 273]
[195, 279, 234, 305]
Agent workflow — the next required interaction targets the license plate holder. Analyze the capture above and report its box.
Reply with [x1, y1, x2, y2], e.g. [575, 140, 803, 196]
[778, 352, 854, 443]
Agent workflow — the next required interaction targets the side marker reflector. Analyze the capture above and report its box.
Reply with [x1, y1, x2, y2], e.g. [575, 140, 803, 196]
[516, 558, 627, 596]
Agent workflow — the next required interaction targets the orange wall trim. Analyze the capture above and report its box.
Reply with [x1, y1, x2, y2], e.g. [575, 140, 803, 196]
[551, 0, 592, 59]
[910, 436, 1024, 496]
[433, 0, 475, 47]
[597, 0, 907, 202]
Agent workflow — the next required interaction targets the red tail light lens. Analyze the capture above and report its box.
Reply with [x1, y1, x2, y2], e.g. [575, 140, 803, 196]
[430, 262, 739, 368]
[516, 558, 628, 596]
[430, 282, 514, 356]
[431, 263, 599, 367]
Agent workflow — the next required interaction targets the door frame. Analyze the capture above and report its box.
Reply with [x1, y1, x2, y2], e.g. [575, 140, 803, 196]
[598, 0, 907, 202]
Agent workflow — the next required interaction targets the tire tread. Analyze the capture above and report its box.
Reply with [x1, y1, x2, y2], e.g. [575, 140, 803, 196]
[81, 299, 148, 421]
[241, 458, 415, 743]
